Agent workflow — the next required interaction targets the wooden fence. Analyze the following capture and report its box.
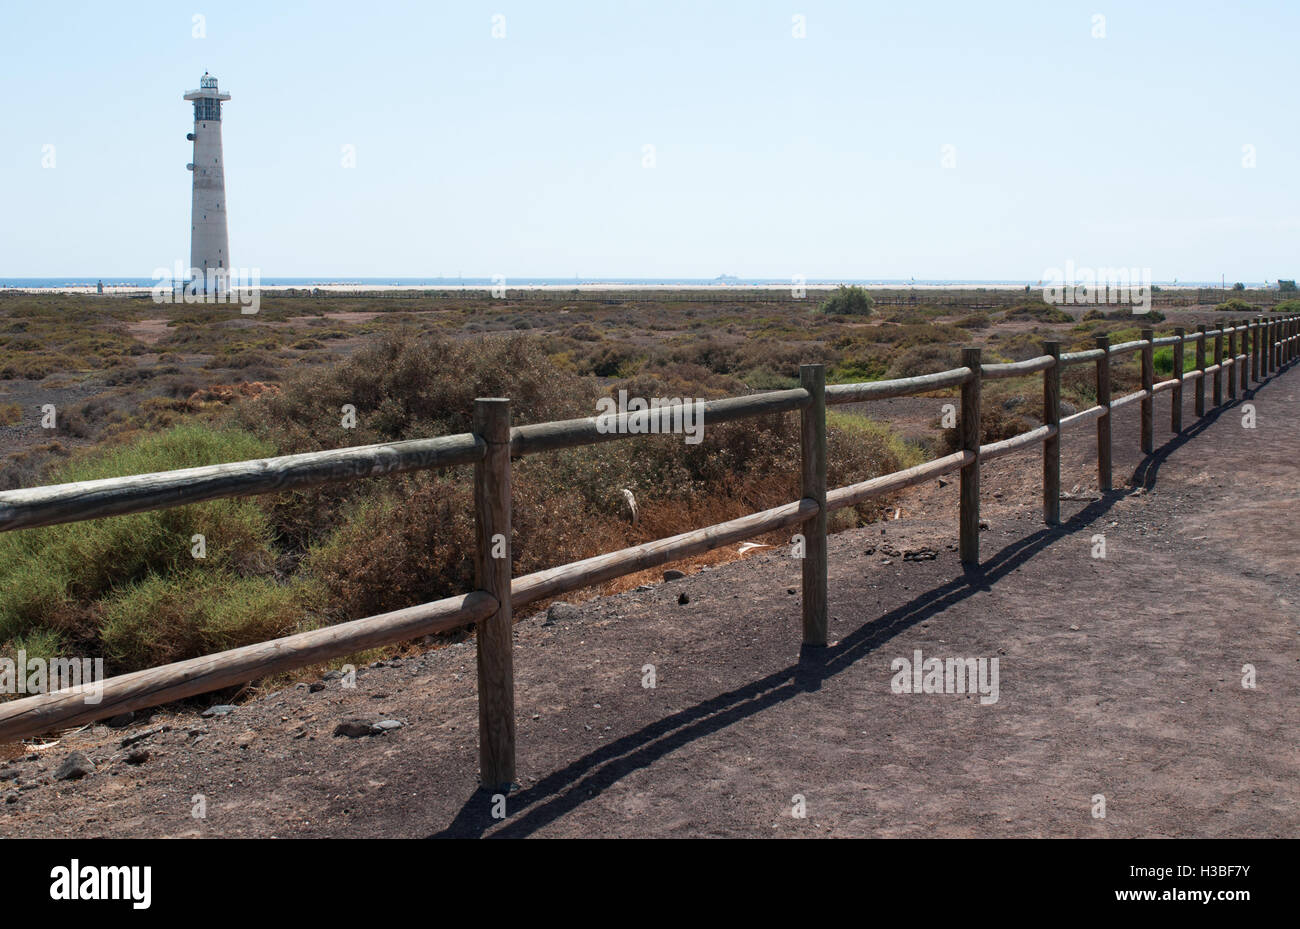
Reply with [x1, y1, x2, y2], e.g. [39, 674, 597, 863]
[0, 315, 1296, 788]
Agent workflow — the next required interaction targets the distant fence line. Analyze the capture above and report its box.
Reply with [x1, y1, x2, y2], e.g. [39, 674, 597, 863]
[0, 315, 1296, 789]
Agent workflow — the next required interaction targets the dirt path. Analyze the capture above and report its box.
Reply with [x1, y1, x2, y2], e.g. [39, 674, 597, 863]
[2, 362, 1296, 838]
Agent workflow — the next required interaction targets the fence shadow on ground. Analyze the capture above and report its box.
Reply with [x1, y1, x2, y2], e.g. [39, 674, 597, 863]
[428, 493, 1127, 839]
[1130, 388, 1249, 490]
[428, 365, 1292, 838]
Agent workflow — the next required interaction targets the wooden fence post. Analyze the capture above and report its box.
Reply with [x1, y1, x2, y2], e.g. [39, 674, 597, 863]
[1171, 328, 1184, 433]
[1043, 341, 1061, 525]
[1227, 327, 1237, 401]
[959, 347, 981, 564]
[1140, 328, 1154, 453]
[1094, 335, 1111, 490]
[473, 397, 515, 791]
[1268, 318, 1276, 373]
[1213, 327, 1224, 407]
[1253, 318, 1262, 382]
[1262, 319, 1271, 376]
[1238, 325, 1248, 393]
[799, 364, 828, 647]
[1195, 325, 1207, 415]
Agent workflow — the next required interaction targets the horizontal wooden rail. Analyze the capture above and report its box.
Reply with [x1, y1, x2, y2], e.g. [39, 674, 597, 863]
[512, 497, 819, 608]
[825, 450, 972, 511]
[981, 356, 1054, 378]
[0, 434, 485, 533]
[1109, 388, 1147, 411]
[825, 366, 972, 403]
[978, 424, 1054, 462]
[1060, 348, 1105, 365]
[1110, 339, 1147, 356]
[0, 591, 497, 743]
[1059, 404, 1106, 428]
[510, 389, 811, 456]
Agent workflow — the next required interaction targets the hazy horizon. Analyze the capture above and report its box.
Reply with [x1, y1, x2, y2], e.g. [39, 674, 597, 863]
[0, 275, 1275, 288]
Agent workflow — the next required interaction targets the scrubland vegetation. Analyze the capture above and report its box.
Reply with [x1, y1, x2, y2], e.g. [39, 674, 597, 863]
[0, 286, 1280, 683]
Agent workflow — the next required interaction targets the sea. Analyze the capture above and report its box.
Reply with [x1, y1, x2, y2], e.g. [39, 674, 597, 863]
[0, 277, 1242, 290]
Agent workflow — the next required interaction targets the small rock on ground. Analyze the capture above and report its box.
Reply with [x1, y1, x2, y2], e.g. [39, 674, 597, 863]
[333, 720, 377, 738]
[54, 753, 95, 781]
[545, 602, 581, 625]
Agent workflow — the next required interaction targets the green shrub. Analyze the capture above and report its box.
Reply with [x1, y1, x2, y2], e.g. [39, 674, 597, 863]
[830, 356, 888, 384]
[954, 312, 991, 330]
[0, 424, 278, 658]
[1153, 346, 1197, 376]
[888, 343, 958, 379]
[101, 571, 313, 670]
[936, 404, 1031, 455]
[1004, 300, 1071, 323]
[820, 286, 874, 316]
[741, 366, 799, 390]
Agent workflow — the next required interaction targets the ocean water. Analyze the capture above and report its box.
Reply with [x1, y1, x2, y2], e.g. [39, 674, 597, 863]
[0, 277, 1237, 289]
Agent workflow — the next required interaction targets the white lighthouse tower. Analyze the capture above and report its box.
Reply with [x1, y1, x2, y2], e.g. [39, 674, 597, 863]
[184, 72, 231, 293]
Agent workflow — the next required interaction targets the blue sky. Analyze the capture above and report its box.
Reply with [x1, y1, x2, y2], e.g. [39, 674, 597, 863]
[1, 0, 1295, 280]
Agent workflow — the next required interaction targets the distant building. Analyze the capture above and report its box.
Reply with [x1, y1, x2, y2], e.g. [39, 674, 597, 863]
[183, 73, 232, 293]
